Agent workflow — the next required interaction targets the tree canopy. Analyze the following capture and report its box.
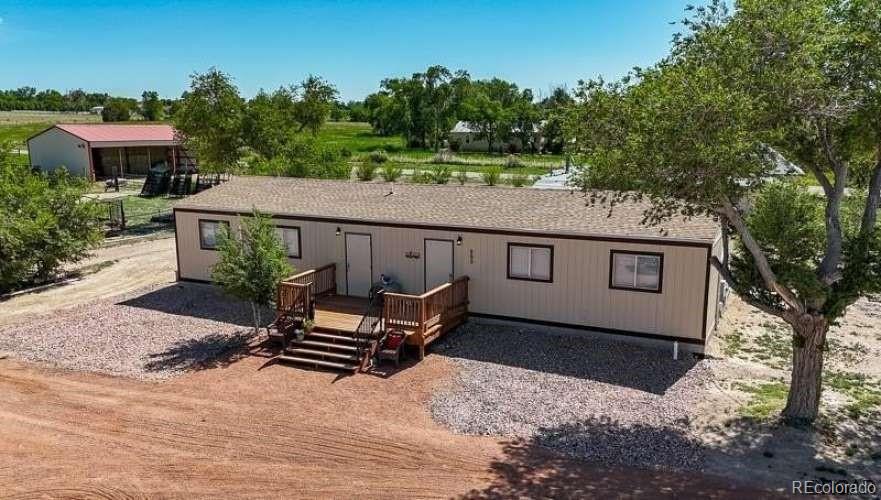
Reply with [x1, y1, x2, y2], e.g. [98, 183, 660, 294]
[173, 68, 247, 172]
[568, 0, 881, 423]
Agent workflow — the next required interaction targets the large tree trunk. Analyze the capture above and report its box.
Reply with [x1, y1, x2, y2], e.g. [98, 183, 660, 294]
[782, 314, 829, 424]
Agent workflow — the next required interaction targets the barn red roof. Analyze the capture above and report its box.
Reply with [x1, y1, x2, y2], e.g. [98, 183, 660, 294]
[54, 124, 178, 143]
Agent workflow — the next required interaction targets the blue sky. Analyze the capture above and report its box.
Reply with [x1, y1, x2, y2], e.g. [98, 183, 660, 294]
[0, 1, 698, 101]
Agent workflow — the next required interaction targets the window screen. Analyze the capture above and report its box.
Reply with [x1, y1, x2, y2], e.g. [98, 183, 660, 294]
[611, 251, 662, 292]
[275, 227, 301, 258]
[199, 220, 229, 250]
[508, 244, 553, 282]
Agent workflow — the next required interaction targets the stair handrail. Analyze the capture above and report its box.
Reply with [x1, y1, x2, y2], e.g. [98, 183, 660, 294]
[353, 291, 385, 369]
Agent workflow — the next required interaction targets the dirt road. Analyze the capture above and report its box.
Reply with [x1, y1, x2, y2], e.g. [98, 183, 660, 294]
[0, 352, 772, 499]
[0, 237, 176, 327]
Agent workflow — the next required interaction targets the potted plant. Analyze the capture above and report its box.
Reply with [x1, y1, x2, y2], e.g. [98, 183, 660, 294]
[294, 319, 314, 342]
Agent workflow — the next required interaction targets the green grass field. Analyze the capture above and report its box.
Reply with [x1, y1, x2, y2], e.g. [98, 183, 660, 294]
[0, 115, 560, 176]
[0, 111, 102, 146]
[320, 122, 562, 173]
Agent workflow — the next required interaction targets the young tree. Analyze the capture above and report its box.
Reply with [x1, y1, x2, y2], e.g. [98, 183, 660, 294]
[173, 68, 246, 172]
[569, 0, 881, 423]
[140, 90, 164, 121]
[211, 211, 293, 333]
[294, 75, 338, 136]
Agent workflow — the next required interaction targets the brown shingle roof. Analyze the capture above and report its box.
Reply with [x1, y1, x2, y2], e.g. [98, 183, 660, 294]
[174, 176, 720, 243]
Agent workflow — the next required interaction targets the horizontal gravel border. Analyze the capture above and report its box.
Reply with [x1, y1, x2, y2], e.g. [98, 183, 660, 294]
[0, 282, 263, 380]
[430, 322, 713, 471]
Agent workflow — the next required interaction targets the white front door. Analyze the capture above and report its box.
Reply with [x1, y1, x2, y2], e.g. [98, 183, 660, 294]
[345, 233, 372, 297]
[424, 239, 454, 291]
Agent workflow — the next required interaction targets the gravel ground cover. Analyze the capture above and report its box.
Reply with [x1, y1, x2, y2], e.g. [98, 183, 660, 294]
[0, 282, 260, 380]
[430, 322, 713, 471]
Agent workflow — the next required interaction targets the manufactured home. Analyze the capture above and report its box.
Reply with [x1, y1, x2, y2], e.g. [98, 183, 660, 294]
[173, 176, 724, 368]
[27, 124, 196, 180]
[449, 121, 545, 153]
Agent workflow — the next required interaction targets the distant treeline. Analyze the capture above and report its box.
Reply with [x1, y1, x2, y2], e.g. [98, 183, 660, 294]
[4, 66, 575, 153]
[0, 87, 179, 122]
[0, 87, 112, 112]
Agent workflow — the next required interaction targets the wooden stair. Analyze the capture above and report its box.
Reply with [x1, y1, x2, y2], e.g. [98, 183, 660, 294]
[276, 327, 376, 373]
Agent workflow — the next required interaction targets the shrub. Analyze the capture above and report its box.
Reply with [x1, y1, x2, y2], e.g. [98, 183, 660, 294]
[354, 163, 377, 181]
[317, 161, 352, 179]
[455, 167, 468, 185]
[368, 150, 389, 164]
[509, 172, 531, 187]
[339, 147, 353, 159]
[431, 149, 455, 164]
[505, 142, 522, 155]
[449, 140, 461, 153]
[426, 164, 452, 184]
[482, 166, 502, 186]
[504, 154, 523, 169]
[0, 155, 104, 293]
[410, 168, 432, 184]
[380, 163, 404, 182]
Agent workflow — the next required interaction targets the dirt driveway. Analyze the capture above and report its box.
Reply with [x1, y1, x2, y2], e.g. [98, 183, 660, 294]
[0, 237, 176, 327]
[0, 354, 771, 499]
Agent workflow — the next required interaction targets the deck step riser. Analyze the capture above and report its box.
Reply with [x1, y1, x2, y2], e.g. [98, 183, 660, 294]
[290, 340, 359, 352]
[285, 347, 360, 362]
[307, 331, 372, 344]
[277, 355, 358, 372]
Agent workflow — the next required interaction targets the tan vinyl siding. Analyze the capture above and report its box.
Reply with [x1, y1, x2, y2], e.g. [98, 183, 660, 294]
[175, 210, 714, 341]
[704, 235, 724, 338]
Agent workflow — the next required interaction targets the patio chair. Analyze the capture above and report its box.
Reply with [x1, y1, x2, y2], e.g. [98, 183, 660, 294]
[266, 310, 302, 350]
[377, 329, 406, 368]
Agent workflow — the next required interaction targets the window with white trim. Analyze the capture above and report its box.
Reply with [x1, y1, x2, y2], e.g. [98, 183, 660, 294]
[610, 251, 663, 292]
[275, 226, 301, 258]
[508, 244, 553, 282]
[198, 220, 229, 250]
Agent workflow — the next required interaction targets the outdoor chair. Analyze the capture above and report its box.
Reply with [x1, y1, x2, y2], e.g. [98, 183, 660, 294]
[266, 311, 302, 350]
[377, 330, 406, 368]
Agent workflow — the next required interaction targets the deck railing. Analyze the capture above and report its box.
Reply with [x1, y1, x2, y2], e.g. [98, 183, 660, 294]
[383, 276, 470, 338]
[276, 280, 313, 318]
[277, 264, 337, 316]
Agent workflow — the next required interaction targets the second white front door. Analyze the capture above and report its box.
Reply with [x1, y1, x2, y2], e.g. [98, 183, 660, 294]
[345, 233, 372, 297]
[424, 239, 454, 291]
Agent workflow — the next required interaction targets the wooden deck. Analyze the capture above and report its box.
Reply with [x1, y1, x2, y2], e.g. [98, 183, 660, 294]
[274, 264, 469, 371]
[313, 295, 369, 332]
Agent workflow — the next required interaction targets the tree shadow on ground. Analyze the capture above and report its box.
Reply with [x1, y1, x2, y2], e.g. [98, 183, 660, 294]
[143, 330, 255, 373]
[118, 282, 272, 328]
[433, 324, 698, 394]
[699, 416, 881, 489]
[460, 417, 783, 499]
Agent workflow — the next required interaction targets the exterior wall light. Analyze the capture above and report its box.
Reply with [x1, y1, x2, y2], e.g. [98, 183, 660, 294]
[336, 227, 341, 236]
[456, 235, 463, 246]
